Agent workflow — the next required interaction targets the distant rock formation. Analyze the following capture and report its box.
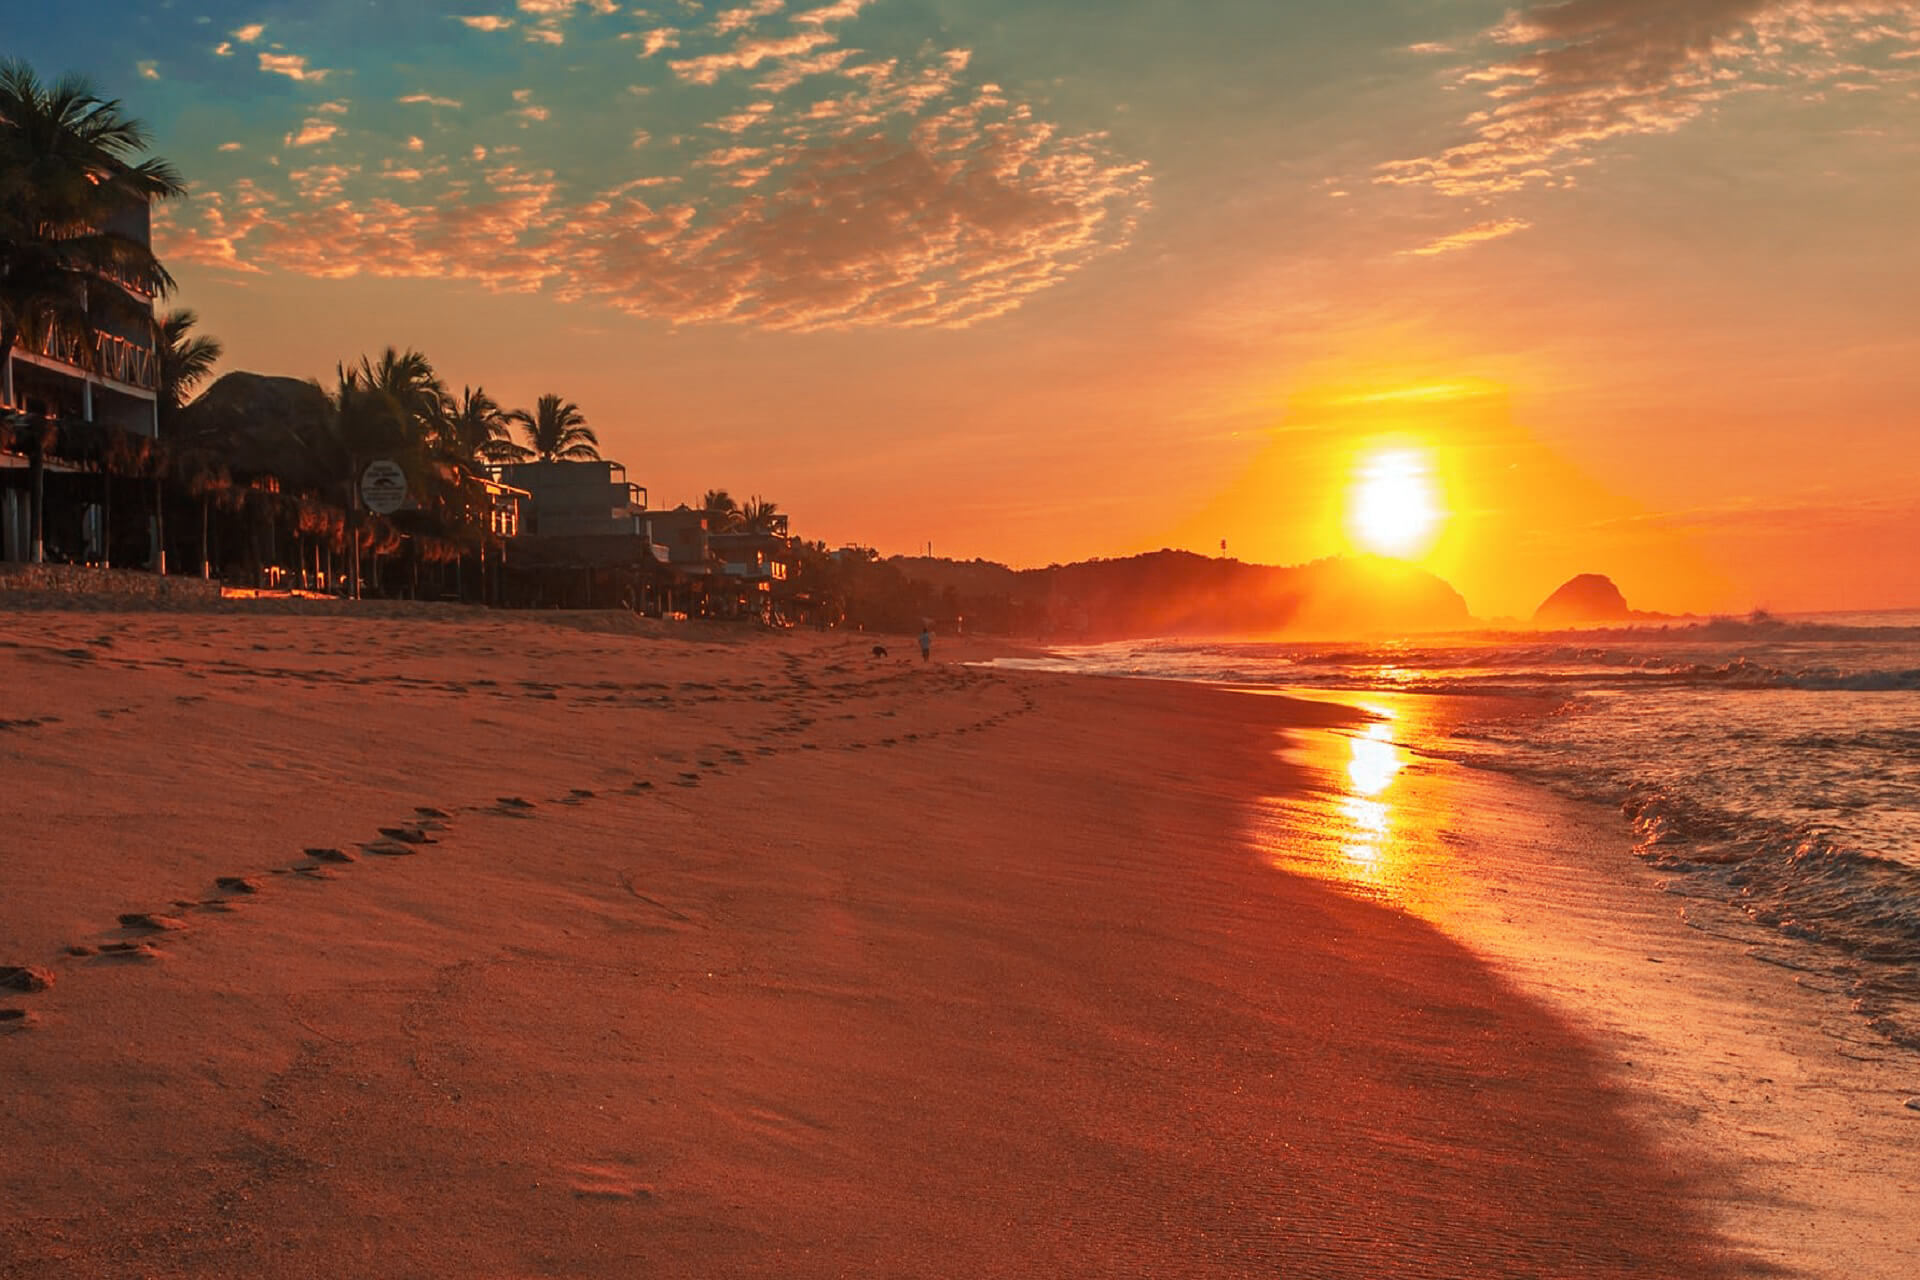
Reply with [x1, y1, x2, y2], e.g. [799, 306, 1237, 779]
[1533, 573, 1633, 626]
[892, 549, 1473, 640]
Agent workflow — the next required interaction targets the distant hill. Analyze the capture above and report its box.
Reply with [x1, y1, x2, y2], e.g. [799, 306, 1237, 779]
[1532, 573, 1668, 626]
[889, 549, 1470, 640]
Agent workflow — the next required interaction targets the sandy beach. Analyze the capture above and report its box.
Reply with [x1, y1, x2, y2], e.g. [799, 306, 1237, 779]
[0, 605, 1892, 1278]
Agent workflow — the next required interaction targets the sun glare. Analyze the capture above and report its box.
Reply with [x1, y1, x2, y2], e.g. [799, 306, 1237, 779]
[1349, 448, 1440, 557]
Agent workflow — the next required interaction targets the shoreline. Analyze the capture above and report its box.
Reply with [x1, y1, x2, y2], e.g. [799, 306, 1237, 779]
[0, 608, 1869, 1276]
[1248, 689, 1919, 1279]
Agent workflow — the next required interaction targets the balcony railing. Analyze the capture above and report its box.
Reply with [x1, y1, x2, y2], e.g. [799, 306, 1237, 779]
[31, 329, 159, 391]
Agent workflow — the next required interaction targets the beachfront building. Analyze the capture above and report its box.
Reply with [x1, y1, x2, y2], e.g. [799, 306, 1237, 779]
[0, 198, 161, 438]
[478, 475, 531, 540]
[711, 524, 796, 624]
[496, 460, 647, 538]
[1, 191, 164, 564]
[498, 461, 696, 613]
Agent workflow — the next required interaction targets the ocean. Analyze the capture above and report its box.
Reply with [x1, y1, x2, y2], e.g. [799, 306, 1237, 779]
[990, 611, 1920, 1049]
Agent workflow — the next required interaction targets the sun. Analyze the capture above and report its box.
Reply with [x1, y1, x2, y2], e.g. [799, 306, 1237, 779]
[1348, 448, 1441, 557]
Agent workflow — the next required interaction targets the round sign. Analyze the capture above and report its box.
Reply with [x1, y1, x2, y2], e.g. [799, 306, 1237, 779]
[360, 460, 408, 515]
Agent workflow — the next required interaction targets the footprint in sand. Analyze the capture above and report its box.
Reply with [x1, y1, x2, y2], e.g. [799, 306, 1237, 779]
[117, 912, 188, 932]
[378, 826, 436, 845]
[560, 1163, 658, 1201]
[305, 846, 357, 863]
[0, 965, 54, 993]
[0, 1007, 38, 1032]
[96, 941, 164, 962]
[214, 876, 262, 894]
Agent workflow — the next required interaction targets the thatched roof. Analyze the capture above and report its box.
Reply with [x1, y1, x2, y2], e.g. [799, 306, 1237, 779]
[171, 372, 337, 490]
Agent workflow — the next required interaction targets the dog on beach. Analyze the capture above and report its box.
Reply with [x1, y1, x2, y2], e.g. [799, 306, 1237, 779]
[871, 644, 888, 658]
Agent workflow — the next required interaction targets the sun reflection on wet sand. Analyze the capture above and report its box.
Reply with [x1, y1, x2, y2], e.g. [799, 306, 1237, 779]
[1253, 695, 1460, 917]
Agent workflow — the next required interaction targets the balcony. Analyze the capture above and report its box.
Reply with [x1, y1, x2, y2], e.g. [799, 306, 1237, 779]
[30, 329, 158, 392]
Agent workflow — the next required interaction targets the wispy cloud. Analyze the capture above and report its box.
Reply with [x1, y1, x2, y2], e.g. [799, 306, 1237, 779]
[1405, 217, 1532, 256]
[712, 1, 786, 36]
[398, 92, 463, 108]
[458, 15, 516, 32]
[793, 0, 873, 25]
[1380, 0, 1920, 197]
[163, 0, 1151, 331]
[259, 52, 332, 83]
[284, 118, 342, 148]
[671, 31, 838, 84]
[633, 27, 681, 58]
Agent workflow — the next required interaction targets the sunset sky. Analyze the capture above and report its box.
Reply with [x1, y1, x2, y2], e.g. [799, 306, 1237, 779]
[14, 0, 1920, 616]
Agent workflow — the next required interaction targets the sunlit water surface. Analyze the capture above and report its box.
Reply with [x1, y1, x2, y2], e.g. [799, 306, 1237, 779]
[991, 611, 1920, 1047]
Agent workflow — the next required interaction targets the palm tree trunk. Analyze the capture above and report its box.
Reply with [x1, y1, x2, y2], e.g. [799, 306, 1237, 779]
[101, 465, 112, 570]
[27, 428, 45, 565]
[152, 471, 166, 576]
[348, 456, 362, 600]
[200, 497, 211, 579]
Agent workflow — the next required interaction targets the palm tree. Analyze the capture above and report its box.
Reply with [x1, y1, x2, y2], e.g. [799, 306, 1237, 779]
[328, 361, 417, 598]
[703, 489, 741, 531]
[0, 60, 184, 561]
[154, 309, 221, 425]
[503, 393, 598, 462]
[151, 310, 220, 573]
[739, 495, 784, 535]
[441, 384, 520, 467]
[356, 347, 445, 443]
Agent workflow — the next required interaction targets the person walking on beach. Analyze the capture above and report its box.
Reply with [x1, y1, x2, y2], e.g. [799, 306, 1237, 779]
[918, 626, 933, 663]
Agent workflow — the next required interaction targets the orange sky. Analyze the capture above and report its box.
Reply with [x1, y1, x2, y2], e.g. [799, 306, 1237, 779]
[21, 0, 1920, 617]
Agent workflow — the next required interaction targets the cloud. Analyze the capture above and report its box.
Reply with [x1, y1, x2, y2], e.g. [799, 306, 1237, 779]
[634, 27, 681, 57]
[218, 141, 245, 152]
[458, 15, 516, 32]
[1405, 217, 1533, 256]
[162, 0, 1151, 331]
[712, 2, 786, 36]
[1380, 0, 1920, 196]
[259, 52, 332, 83]
[713, 101, 776, 132]
[285, 118, 342, 148]
[793, 0, 873, 24]
[512, 0, 620, 43]
[671, 30, 837, 83]
[137, 60, 160, 80]
[233, 24, 266, 43]
[399, 93, 463, 108]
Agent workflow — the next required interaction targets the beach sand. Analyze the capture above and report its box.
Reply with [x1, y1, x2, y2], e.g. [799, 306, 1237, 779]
[0, 606, 1835, 1277]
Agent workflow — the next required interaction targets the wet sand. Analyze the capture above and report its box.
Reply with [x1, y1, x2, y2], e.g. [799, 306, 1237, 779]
[3, 609, 1749, 1277]
[1258, 692, 1920, 1279]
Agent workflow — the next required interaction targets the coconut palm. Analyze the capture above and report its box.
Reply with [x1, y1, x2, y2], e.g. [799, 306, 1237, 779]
[326, 362, 418, 597]
[503, 393, 598, 462]
[440, 384, 521, 467]
[154, 308, 221, 425]
[739, 495, 784, 535]
[0, 59, 184, 560]
[356, 347, 445, 443]
[702, 489, 741, 531]
[150, 309, 220, 572]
